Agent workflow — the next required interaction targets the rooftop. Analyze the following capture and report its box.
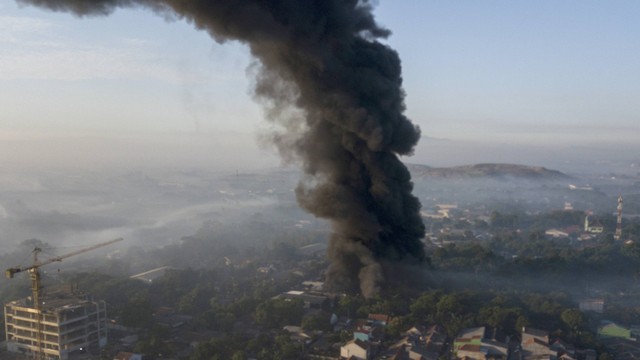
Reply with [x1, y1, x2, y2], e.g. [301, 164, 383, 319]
[7, 293, 97, 313]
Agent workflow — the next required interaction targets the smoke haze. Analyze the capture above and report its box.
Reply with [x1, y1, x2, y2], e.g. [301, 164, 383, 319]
[16, 0, 426, 297]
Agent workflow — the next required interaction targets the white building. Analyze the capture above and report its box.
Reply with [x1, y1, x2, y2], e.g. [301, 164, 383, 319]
[579, 298, 604, 313]
[4, 293, 108, 360]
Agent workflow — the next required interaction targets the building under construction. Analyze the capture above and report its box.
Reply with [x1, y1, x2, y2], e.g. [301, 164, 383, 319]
[4, 238, 122, 360]
[4, 288, 108, 360]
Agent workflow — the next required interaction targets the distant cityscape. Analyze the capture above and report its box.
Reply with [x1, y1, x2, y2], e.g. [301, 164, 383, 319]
[1, 163, 639, 359]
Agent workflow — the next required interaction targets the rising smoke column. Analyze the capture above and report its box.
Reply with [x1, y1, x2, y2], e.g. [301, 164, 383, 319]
[18, 0, 426, 297]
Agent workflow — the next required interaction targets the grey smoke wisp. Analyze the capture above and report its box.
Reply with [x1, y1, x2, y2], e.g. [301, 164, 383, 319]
[17, 0, 426, 297]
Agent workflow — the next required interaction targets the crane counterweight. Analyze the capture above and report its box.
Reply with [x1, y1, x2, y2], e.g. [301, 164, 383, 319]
[6, 267, 20, 278]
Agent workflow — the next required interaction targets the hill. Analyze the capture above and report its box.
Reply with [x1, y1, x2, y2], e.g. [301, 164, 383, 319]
[407, 163, 569, 180]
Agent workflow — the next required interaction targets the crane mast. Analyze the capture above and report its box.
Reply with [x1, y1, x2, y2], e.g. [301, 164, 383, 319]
[5, 237, 123, 360]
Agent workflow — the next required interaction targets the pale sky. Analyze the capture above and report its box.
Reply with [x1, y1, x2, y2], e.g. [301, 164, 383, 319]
[1, 0, 639, 170]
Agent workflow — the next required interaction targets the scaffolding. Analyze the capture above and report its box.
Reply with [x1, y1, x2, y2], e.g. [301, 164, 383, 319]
[4, 292, 108, 360]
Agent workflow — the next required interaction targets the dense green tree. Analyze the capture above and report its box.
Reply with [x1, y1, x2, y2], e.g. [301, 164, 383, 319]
[359, 293, 410, 316]
[134, 324, 174, 358]
[431, 243, 503, 272]
[268, 242, 300, 263]
[178, 285, 214, 314]
[478, 306, 508, 330]
[533, 210, 584, 229]
[599, 353, 615, 360]
[435, 293, 466, 336]
[65, 273, 149, 316]
[515, 315, 530, 331]
[386, 315, 413, 339]
[254, 298, 304, 328]
[120, 293, 153, 328]
[228, 295, 261, 317]
[490, 211, 519, 229]
[561, 309, 587, 333]
[274, 335, 302, 360]
[302, 312, 332, 332]
[190, 336, 245, 360]
[409, 290, 442, 322]
[337, 294, 366, 318]
[149, 268, 207, 305]
[247, 333, 273, 355]
[198, 309, 236, 332]
[231, 351, 247, 360]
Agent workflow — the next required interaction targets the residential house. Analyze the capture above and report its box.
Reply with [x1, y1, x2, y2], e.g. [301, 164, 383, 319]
[368, 313, 391, 326]
[599, 336, 640, 360]
[387, 344, 426, 360]
[283, 325, 312, 345]
[597, 321, 640, 359]
[550, 339, 576, 359]
[521, 327, 557, 359]
[353, 319, 382, 342]
[598, 321, 634, 340]
[341, 339, 370, 360]
[390, 325, 446, 360]
[386, 331, 442, 360]
[521, 327, 548, 344]
[453, 327, 508, 359]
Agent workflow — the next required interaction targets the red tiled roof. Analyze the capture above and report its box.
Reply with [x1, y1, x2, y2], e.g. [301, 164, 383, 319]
[458, 344, 482, 352]
[369, 313, 391, 323]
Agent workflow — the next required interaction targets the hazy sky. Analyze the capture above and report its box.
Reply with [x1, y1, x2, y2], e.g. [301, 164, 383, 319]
[1, 0, 639, 170]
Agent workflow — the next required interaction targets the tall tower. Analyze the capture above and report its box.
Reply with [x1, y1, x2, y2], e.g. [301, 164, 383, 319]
[584, 214, 590, 232]
[615, 195, 623, 240]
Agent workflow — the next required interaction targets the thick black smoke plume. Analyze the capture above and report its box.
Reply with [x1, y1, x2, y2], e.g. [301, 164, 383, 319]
[18, 0, 426, 297]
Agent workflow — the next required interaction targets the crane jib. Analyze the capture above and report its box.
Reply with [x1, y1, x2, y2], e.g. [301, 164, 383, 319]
[4, 237, 123, 278]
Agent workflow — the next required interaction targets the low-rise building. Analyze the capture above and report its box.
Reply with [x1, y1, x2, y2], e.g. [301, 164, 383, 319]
[579, 299, 604, 313]
[354, 319, 381, 342]
[598, 321, 633, 340]
[341, 338, 370, 360]
[278, 290, 329, 310]
[550, 339, 576, 359]
[368, 313, 391, 326]
[521, 327, 556, 359]
[453, 327, 508, 359]
[384, 325, 445, 360]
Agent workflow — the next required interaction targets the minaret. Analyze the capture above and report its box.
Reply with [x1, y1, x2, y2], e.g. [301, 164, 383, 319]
[614, 195, 623, 240]
[584, 214, 590, 232]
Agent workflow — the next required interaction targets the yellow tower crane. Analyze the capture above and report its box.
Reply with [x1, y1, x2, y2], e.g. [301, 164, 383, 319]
[5, 237, 123, 360]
